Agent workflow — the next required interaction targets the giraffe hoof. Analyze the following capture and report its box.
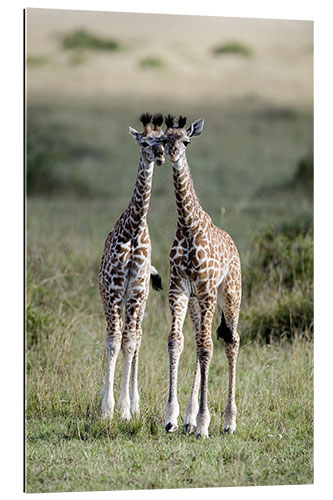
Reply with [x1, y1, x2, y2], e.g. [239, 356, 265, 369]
[101, 411, 113, 420]
[224, 425, 236, 434]
[196, 432, 209, 439]
[165, 422, 178, 433]
[184, 423, 196, 434]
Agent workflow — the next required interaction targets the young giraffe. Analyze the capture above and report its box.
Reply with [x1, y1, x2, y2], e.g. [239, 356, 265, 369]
[99, 113, 164, 420]
[157, 115, 241, 438]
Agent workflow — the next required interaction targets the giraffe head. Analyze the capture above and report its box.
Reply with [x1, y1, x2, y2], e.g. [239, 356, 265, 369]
[162, 115, 205, 164]
[129, 113, 165, 166]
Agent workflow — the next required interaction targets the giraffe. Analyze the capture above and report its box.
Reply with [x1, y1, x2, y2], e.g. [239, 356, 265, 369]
[99, 113, 164, 421]
[151, 115, 242, 438]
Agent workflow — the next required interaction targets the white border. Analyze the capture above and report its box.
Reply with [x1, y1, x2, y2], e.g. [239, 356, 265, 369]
[1, 1, 331, 499]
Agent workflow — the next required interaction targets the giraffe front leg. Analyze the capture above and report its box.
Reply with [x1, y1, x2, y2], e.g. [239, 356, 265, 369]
[165, 292, 188, 433]
[184, 298, 201, 433]
[118, 303, 140, 420]
[129, 329, 142, 416]
[184, 357, 200, 433]
[196, 343, 213, 438]
[101, 317, 122, 419]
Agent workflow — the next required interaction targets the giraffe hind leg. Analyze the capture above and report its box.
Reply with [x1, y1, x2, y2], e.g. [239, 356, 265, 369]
[129, 301, 146, 416]
[118, 299, 142, 420]
[217, 278, 241, 434]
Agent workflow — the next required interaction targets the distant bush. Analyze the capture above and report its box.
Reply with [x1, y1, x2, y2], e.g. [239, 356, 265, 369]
[242, 288, 313, 343]
[245, 218, 313, 293]
[256, 106, 297, 121]
[62, 29, 120, 52]
[212, 41, 253, 57]
[241, 216, 313, 342]
[27, 55, 50, 66]
[292, 153, 313, 191]
[26, 115, 103, 196]
[139, 56, 166, 69]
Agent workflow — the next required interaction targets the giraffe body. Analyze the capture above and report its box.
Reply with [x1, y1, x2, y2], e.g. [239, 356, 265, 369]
[99, 114, 164, 420]
[160, 116, 242, 437]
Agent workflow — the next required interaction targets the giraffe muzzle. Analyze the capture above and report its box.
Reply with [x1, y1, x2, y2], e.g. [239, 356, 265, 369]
[155, 157, 165, 166]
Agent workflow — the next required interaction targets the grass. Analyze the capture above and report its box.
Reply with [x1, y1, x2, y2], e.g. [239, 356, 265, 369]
[26, 96, 313, 492]
[212, 41, 253, 57]
[26, 338, 313, 491]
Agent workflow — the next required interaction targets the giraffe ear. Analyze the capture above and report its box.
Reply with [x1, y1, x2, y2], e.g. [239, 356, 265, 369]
[129, 126, 142, 144]
[186, 119, 204, 138]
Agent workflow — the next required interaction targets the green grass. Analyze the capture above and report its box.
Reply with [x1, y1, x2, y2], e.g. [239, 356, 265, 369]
[26, 96, 313, 492]
[26, 334, 313, 491]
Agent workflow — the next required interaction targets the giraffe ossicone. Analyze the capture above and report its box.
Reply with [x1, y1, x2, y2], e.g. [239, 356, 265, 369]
[99, 113, 165, 421]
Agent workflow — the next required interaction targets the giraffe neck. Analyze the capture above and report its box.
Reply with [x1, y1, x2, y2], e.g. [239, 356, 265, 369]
[128, 152, 154, 230]
[172, 155, 204, 233]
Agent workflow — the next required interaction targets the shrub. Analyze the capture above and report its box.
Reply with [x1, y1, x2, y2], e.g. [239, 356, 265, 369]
[139, 56, 166, 69]
[241, 216, 313, 343]
[244, 220, 313, 296]
[26, 114, 103, 196]
[62, 29, 120, 51]
[212, 41, 253, 57]
[292, 153, 313, 191]
[27, 55, 49, 66]
[241, 288, 313, 343]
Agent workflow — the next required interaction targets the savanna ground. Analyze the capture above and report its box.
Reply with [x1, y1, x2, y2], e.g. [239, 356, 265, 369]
[25, 9, 313, 493]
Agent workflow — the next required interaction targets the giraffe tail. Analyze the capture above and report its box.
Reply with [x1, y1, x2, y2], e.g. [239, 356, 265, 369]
[150, 265, 163, 291]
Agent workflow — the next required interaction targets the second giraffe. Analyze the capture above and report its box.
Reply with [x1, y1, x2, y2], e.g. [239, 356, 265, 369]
[150, 115, 242, 438]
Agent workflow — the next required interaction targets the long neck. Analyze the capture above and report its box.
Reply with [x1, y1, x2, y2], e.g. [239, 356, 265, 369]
[172, 155, 203, 233]
[128, 152, 154, 230]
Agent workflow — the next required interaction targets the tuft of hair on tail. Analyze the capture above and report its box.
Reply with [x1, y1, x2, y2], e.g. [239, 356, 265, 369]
[216, 311, 234, 345]
[150, 265, 163, 291]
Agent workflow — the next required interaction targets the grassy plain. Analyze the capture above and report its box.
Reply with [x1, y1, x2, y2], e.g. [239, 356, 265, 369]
[26, 10, 313, 493]
[26, 98, 313, 492]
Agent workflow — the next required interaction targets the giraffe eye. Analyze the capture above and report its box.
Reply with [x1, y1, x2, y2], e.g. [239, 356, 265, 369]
[141, 141, 149, 148]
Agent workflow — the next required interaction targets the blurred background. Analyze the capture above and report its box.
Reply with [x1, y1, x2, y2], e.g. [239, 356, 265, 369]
[26, 9, 313, 492]
[26, 9, 313, 244]
[26, 8, 313, 334]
